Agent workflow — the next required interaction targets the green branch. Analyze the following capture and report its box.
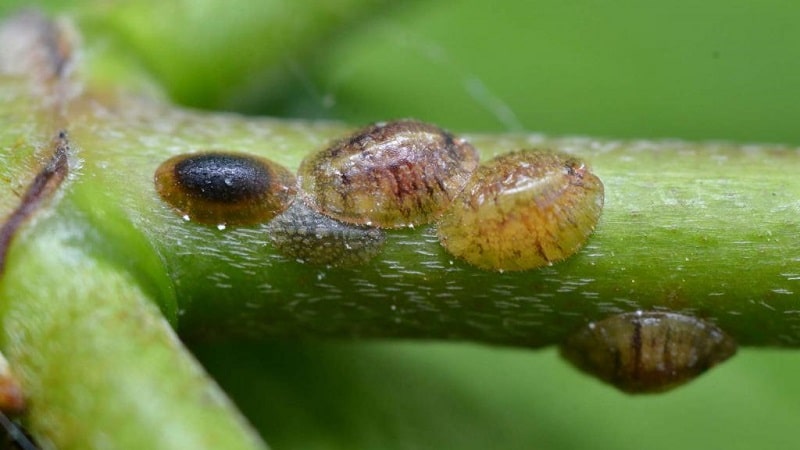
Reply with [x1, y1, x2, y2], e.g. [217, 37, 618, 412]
[1, 6, 800, 449]
[0, 211, 266, 449]
[61, 91, 800, 348]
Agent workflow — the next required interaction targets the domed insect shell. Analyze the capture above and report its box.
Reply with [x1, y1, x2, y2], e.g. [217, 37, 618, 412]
[437, 149, 604, 272]
[297, 119, 480, 228]
[266, 200, 386, 267]
[560, 311, 738, 394]
[154, 151, 296, 227]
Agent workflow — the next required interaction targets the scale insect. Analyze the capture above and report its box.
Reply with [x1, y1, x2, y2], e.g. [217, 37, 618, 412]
[437, 149, 604, 272]
[154, 152, 296, 227]
[560, 311, 738, 393]
[266, 201, 386, 267]
[298, 119, 479, 228]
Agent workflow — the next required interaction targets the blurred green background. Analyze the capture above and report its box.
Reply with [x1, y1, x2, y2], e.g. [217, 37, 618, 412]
[3, 1, 800, 449]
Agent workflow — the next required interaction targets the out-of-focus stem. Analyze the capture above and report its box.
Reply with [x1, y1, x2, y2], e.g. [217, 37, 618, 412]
[0, 209, 267, 450]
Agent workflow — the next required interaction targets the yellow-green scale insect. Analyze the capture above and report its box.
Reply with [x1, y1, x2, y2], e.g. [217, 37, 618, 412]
[154, 152, 296, 227]
[560, 311, 738, 393]
[298, 119, 479, 229]
[437, 149, 604, 272]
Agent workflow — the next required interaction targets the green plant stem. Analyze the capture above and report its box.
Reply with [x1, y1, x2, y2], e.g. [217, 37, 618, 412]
[56, 88, 800, 348]
[0, 209, 266, 449]
[1, 7, 799, 449]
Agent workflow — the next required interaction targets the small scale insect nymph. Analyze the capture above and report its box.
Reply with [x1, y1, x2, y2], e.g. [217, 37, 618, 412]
[154, 152, 296, 227]
[266, 201, 385, 267]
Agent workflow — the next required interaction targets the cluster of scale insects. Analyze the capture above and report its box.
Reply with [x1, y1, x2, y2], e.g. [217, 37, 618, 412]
[154, 119, 737, 393]
[155, 119, 605, 271]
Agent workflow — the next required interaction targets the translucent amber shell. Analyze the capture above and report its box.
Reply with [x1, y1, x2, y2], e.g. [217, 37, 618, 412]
[437, 150, 604, 271]
[298, 120, 479, 228]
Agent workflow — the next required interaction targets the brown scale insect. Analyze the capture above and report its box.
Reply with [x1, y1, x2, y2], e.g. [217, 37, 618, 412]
[560, 311, 738, 394]
[154, 152, 296, 227]
[298, 119, 479, 228]
[266, 201, 385, 267]
[437, 150, 604, 272]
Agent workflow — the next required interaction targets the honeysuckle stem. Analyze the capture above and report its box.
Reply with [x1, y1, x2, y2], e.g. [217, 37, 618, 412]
[0, 209, 266, 450]
[139, 123, 799, 348]
[2, 7, 800, 449]
[15, 58, 800, 352]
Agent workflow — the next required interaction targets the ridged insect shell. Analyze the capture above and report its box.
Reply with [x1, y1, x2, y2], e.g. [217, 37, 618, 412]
[298, 119, 479, 228]
[155, 152, 296, 226]
[266, 201, 385, 267]
[560, 311, 737, 394]
[437, 150, 604, 272]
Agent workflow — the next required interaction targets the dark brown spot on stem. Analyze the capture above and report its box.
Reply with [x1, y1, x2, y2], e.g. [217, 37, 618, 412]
[0, 131, 69, 275]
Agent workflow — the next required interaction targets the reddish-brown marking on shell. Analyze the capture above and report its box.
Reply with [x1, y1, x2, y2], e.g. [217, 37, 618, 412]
[560, 311, 737, 394]
[154, 152, 296, 226]
[437, 150, 604, 271]
[298, 119, 479, 228]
